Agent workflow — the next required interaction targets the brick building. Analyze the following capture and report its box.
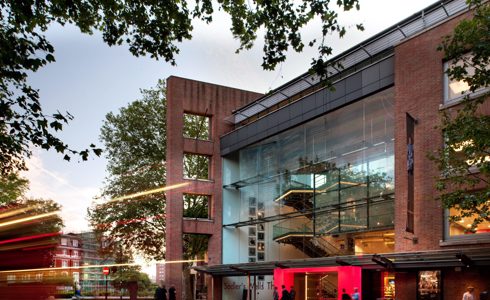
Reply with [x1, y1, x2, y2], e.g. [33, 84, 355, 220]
[164, 0, 490, 299]
[53, 232, 114, 296]
[53, 233, 82, 295]
[165, 77, 261, 298]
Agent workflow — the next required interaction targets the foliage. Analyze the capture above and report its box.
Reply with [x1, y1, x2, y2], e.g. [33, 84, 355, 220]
[183, 114, 209, 140]
[0, 198, 63, 233]
[183, 154, 209, 179]
[20, 198, 64, 234]
[1, 0, 361, 175]
[0, 172, 29, 204]
[88, 80, 167, 260]
[433, 0, 490, 231]
[89, 79, 211, 300]
[111, 266, 154, 296]
[183, 194, 209, 219]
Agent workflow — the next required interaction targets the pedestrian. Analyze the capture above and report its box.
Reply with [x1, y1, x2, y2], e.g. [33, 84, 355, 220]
[154, 282, 167, 300]
[352, 287, 359, 300]
[289, 286, 296, 300]
[154, 284, 163, 300]
[161, 284, 167, 300]
[463, 286, 475, 300]
[74, 282, 81, 300]
[341, 288, 352, 300]
[273, 286, 279, 300]
[169, 285, 176, 300]
[281, 285, 290, 300]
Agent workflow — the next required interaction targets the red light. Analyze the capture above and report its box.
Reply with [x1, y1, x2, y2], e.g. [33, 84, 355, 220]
[273, 266, 362, 300]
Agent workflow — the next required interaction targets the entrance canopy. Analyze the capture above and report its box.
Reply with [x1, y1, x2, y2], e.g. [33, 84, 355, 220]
[194, 247, 490, 276]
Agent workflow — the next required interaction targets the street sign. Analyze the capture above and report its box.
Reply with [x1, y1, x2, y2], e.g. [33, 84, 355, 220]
[102, 267, 110, 275]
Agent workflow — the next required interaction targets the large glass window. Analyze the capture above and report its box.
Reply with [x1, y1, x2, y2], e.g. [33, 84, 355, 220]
[230, 87, 395, 237]
[183, 113, 210, 140]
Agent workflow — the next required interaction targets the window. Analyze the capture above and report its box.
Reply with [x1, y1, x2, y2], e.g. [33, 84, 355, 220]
[444, 54, 488, 103]
[444, 60, 472, 102]
[62, 260, 68, 268]
[447, 207, 490, 237]
[62, 249, 67, 256]
[183, 194, 210, 219]
[72, 240, 78, 247]
[183, 113, 210, 140]
[183, 153, 210, 180]
[73, 261, 79, 267]
[7, 275, 16, 283]
[73, 272, 80, 283]
[73, 250, 78, 257]
[406, 113, 416, 233]
[61, 238, 67, 246]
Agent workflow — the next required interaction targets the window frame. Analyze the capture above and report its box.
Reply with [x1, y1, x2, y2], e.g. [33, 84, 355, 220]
[183, 153, 211, 180]
[182, 193, 211, 219]
[443, 208, 490, 243]
[183, 112, 211, 141]
[443, 54, 489, 105]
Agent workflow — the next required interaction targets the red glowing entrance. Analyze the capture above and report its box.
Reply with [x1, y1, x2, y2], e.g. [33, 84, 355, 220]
[273, 266, 362, 300]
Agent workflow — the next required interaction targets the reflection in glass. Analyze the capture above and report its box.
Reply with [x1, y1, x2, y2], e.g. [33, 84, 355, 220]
[225, 88, 395, 259]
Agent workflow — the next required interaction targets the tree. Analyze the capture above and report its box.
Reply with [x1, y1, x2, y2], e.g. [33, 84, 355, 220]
[107, 246, 155, 298]
[0, 0, 361, 175]
[88, 80, 167, 261]
[88, 79, 211, 300]
[433, 0, 490, 231]
[0, 173, 29, 204]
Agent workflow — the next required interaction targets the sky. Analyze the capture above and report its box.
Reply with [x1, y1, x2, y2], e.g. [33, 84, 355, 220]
[22, 0, 438, 245]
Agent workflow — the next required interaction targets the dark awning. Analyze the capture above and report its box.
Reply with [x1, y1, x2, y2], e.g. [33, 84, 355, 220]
[193, 246, 490, 277]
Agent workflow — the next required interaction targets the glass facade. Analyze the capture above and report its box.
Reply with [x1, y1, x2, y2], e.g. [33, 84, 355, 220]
[223, 87, 395, 262]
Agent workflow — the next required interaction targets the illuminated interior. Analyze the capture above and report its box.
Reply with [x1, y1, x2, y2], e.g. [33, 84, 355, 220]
[449, 207, 490, 236]
[274, 266, 361, 300]
[445, 58, 474, 101]
[382, 272, 395, 300]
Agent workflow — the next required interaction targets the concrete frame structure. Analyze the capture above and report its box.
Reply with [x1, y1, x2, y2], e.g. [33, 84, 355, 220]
[165, 76, 261, 298]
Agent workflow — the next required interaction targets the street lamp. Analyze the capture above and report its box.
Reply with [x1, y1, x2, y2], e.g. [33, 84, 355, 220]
[103, 267, 110, 300]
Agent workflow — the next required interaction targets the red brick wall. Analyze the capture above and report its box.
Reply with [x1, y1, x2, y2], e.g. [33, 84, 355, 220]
[394, 12, 473, 253]
[394, 272, 417, 300]
[444, 268, 490, 300]
[165, 76, 261, 298]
